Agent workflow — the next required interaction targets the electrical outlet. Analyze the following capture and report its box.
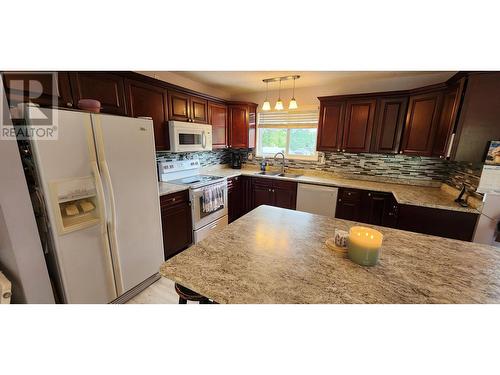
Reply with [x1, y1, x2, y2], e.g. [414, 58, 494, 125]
[360, 160, 365, 168]
[318, 152, 326, 164]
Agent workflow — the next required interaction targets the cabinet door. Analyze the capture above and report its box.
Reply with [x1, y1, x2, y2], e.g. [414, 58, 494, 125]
[401, 91, 443, 156]
[372, 96, 408, 154]
[361, 191, 398, 227]
[69, 72, 127, 115]
[252, 178, 274, 208]
[335, 188, 363, 221]
[248, 104, 257, 149]
[168, 90, 191, 122]
[2, 72, 73, 108]
[397, 205, 478, 241]
[191, 96, 208, 123]
[228, 105, 248, 148]
[160, 192, 193, 259]
[228, 176, 243, 223]
[125, 79, 169, 151]
[208, 102, 228, 148]
[317, 101, 345, 151]
[432, 82, 463, 158]
[273, 180, 297, 209]
[342, 99, 376, 153]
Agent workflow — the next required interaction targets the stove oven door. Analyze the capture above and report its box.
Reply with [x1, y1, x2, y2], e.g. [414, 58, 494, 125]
[190, 182, 228, 231]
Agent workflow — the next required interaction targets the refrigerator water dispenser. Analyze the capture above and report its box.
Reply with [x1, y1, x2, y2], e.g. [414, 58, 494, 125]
[50, 176, 100, 234]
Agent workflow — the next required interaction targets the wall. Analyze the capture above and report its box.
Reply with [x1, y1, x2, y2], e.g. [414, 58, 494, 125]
[230, 72, 457, 110]
[0, 80, 55, 303]
[138, 71, 232, 100]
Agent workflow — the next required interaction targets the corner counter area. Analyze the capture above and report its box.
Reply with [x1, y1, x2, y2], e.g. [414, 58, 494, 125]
[160, 205, 500, 304]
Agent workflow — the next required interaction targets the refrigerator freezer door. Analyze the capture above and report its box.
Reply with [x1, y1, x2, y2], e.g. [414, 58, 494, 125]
[91, 114, 164, 294]
[29, 109, 117, 303]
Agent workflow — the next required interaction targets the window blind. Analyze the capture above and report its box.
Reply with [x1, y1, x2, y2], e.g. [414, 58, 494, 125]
[258, 110, 319, 128]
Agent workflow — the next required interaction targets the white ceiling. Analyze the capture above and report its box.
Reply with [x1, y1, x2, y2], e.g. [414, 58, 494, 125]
[170, 71, 457, 96]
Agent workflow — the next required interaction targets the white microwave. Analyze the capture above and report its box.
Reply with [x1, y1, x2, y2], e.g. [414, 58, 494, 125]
[168, 121, 212, 152]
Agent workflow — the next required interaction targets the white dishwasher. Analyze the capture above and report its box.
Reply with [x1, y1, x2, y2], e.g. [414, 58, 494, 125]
[296, 183, 338, 217]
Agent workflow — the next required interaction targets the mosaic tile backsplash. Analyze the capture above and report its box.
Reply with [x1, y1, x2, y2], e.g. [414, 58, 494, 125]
[156, 149, 484, 195]
[156, 149, 231, 167]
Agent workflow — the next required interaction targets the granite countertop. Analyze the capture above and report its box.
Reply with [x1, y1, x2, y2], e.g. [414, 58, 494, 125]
[202, 166, 481, 213]
[158, 182, 189, 196]
[160, 205, 500, 304]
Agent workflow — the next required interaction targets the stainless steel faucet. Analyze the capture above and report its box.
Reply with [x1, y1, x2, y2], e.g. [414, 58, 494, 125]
[274, 152, 285, 174]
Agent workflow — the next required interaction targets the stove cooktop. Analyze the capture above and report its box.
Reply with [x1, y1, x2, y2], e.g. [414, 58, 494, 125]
[169, 174, 224, 188]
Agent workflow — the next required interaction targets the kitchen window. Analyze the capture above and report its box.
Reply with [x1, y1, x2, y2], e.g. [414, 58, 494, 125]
[256, 109, 319, 160]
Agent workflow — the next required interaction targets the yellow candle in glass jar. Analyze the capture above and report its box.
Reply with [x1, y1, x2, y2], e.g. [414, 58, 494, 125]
[348, 226, 384, 266]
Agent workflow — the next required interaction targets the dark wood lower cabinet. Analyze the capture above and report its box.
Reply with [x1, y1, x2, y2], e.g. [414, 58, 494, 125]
[397, 204, 478, 242]
[251, 177, 297, 210]
[228, 176, 243, 223]
[160, 190, 193, 259]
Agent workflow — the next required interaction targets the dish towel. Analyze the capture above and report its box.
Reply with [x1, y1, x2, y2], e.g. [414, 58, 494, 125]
[202, 183, 225, 213]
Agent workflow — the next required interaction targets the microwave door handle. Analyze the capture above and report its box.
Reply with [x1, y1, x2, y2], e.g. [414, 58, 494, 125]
[202, 130, 206, 149]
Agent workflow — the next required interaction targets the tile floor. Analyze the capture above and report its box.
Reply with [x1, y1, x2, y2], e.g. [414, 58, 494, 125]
[126, 277, 179, 304]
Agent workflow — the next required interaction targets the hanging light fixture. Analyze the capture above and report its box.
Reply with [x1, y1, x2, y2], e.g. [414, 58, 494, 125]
[275, 79, 284, 111]
[262, 75, 300, 111]
[288, 77, 298, 110]
[262, 81, 271, 111]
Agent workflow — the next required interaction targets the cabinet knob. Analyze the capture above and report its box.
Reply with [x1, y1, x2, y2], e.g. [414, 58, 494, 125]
[338, 199, 342, 202]
[399, 151, 403, 154]
[66, 102, 73, 107]
[172, 198, 176, 202]
[368, 193, 371, 197]
[342, 149, 346, 152]
[337, 149, 340, 152]
[439, 155, 443, 159]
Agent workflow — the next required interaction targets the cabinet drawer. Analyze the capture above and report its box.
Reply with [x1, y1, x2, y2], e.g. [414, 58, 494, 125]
[339, 188, 362, 202]
[252, 177, 274, 187]
[160, 190, 189, 208]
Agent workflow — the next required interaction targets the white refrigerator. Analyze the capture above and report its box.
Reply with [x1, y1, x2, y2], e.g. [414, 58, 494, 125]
[28, 108, 164, 303]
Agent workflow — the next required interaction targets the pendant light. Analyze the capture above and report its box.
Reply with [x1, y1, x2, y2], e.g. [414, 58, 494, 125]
[262, 81, 271, 111]
[288, 77, 298, 110]
[275, 79, 284, 111]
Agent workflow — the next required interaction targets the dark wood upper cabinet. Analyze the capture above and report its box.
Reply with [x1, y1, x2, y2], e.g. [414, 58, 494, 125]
[317, 101, 345, 151]
[342, 99, 376, 153]
[124, 79, 169, 151]
[227, 102, 257, 149]
[168, 90, 190, 122]
[432, 82, 463, 158]
[69, 72, 127, 115]
[400, 91, 443, 156]
[190, 96, 208, 123]
[2, 71, 73, 108]
[168, 90, 208, 124]
[208, 101, 228, 148]
[372, 96, 408, 154]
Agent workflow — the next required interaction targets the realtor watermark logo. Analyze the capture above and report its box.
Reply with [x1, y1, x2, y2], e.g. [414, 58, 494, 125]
[1, 72, 59, 141]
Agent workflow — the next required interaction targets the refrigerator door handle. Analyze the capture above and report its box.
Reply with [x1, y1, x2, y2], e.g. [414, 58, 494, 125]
[99, 158, 124, 295]
[91, 161, 118, 299]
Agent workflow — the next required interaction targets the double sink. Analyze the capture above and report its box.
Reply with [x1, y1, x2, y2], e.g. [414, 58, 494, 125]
[255, 171, 303, 179]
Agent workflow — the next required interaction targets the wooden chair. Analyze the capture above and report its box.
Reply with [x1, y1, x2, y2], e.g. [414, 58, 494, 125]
[174, 283, 212, 304]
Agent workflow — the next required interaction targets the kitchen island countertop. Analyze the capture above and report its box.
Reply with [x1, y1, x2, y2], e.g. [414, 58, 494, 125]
[160, 205, 500, 304]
